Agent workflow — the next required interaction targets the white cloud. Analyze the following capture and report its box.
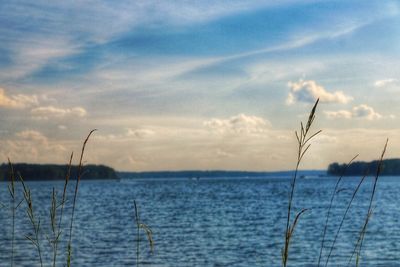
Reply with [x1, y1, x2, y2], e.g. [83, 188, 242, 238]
[204, 114, 270, 134]
[287, 79, 352, 105]
[0, 88, 39, 108]
[374, 78, 398, 87]
[325, 104, 382, 120]
[353, 105, 382, 120]
[31, 106, 87, 119]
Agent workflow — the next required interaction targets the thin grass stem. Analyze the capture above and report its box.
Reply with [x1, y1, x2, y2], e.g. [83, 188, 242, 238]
[53, 152, 73, 267]
[324, 171, 367, 267]
[134, 200, 154, 267]
[19, 173, 43, 267]
[317, 154, 358, 266]
[283, 99, 320, 267]
[67, 129, 96, 267]
[347, 139, 388, 266]
[8, 159, 16, 267]
[134, 200, 140, 267]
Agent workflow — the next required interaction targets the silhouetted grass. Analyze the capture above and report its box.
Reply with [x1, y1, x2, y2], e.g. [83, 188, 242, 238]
[348, 139, 388, 266]
[282, 98, 321, 267]
[20, 173, 43, 267]
[318, 154, 358, 267]
[53, 152, 73, 267]
[283, 100, 388, 267]
[67, 129, 96, 267]
[7, 159, 20, 267]
[4, 130, 96, 267]
[134, 200, 154, 267]
[324, 170, 368, 266]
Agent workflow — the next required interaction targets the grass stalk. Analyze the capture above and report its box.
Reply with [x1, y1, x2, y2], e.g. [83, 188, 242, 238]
[134, 200, 140, 267]
[49, 188, 60, 267]
[347, 139, 388, 266]
[53, 152, 73, 267]
[324, 170, 368, 266]
[317, 154, 358, 266]
[19, 174, 43, 267]
[134, 200, 154, 267]
[7, 159, 16, 267]
[282, 99, 321, 267]
[67, 129, 96, 267]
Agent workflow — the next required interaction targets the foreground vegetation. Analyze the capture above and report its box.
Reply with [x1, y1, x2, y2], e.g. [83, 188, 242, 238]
[2, 129, 153, 267]
[283, 99, 388, 267]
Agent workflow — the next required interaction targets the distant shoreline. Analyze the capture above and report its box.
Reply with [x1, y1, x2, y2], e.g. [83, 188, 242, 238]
[0, 164, 332, 180]
[117, 170, 326, 179]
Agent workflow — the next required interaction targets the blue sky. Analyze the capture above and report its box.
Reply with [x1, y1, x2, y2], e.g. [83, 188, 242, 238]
[0, 0, 399, 171]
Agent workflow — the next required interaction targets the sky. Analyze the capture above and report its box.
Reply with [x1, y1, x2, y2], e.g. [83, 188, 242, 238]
[0, 0, 399, 171]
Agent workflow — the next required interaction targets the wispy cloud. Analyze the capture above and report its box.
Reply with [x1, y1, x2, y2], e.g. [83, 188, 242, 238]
[177, 21, 372, 80]
[132, 0, 307, 25]
[0, 37, 79, 80]
[286, 79, 352, 105]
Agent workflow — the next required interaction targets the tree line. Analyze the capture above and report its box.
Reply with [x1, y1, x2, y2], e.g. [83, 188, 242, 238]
[0, 163, 118, 181]
[328, 158, 400, 176]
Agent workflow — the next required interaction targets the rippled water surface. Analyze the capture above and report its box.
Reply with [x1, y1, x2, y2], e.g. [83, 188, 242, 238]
[1, 176, 400, 266]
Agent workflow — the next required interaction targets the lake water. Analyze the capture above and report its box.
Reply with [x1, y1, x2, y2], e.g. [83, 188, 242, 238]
[0, 175, 399, 266]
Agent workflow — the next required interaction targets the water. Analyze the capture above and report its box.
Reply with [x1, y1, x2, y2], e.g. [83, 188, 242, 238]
[0, 176, 399, 266]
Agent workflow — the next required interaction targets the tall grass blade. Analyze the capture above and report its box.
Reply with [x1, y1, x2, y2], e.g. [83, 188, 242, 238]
[8, 159, 16, 267]
[139, 223, 154, 253]
[324, 171, 367, 267]
[52, 152, 73, 267]
[347, 139, 388, 266]
[134, 200, 140, 267]
[67, 129, 96, 267]
[19, 173, 43, 267]
[283, 99, 320, 267]
[317, 154, 358, 266]
[134, 200, 154, 267]
[48, 187, 59, 267]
